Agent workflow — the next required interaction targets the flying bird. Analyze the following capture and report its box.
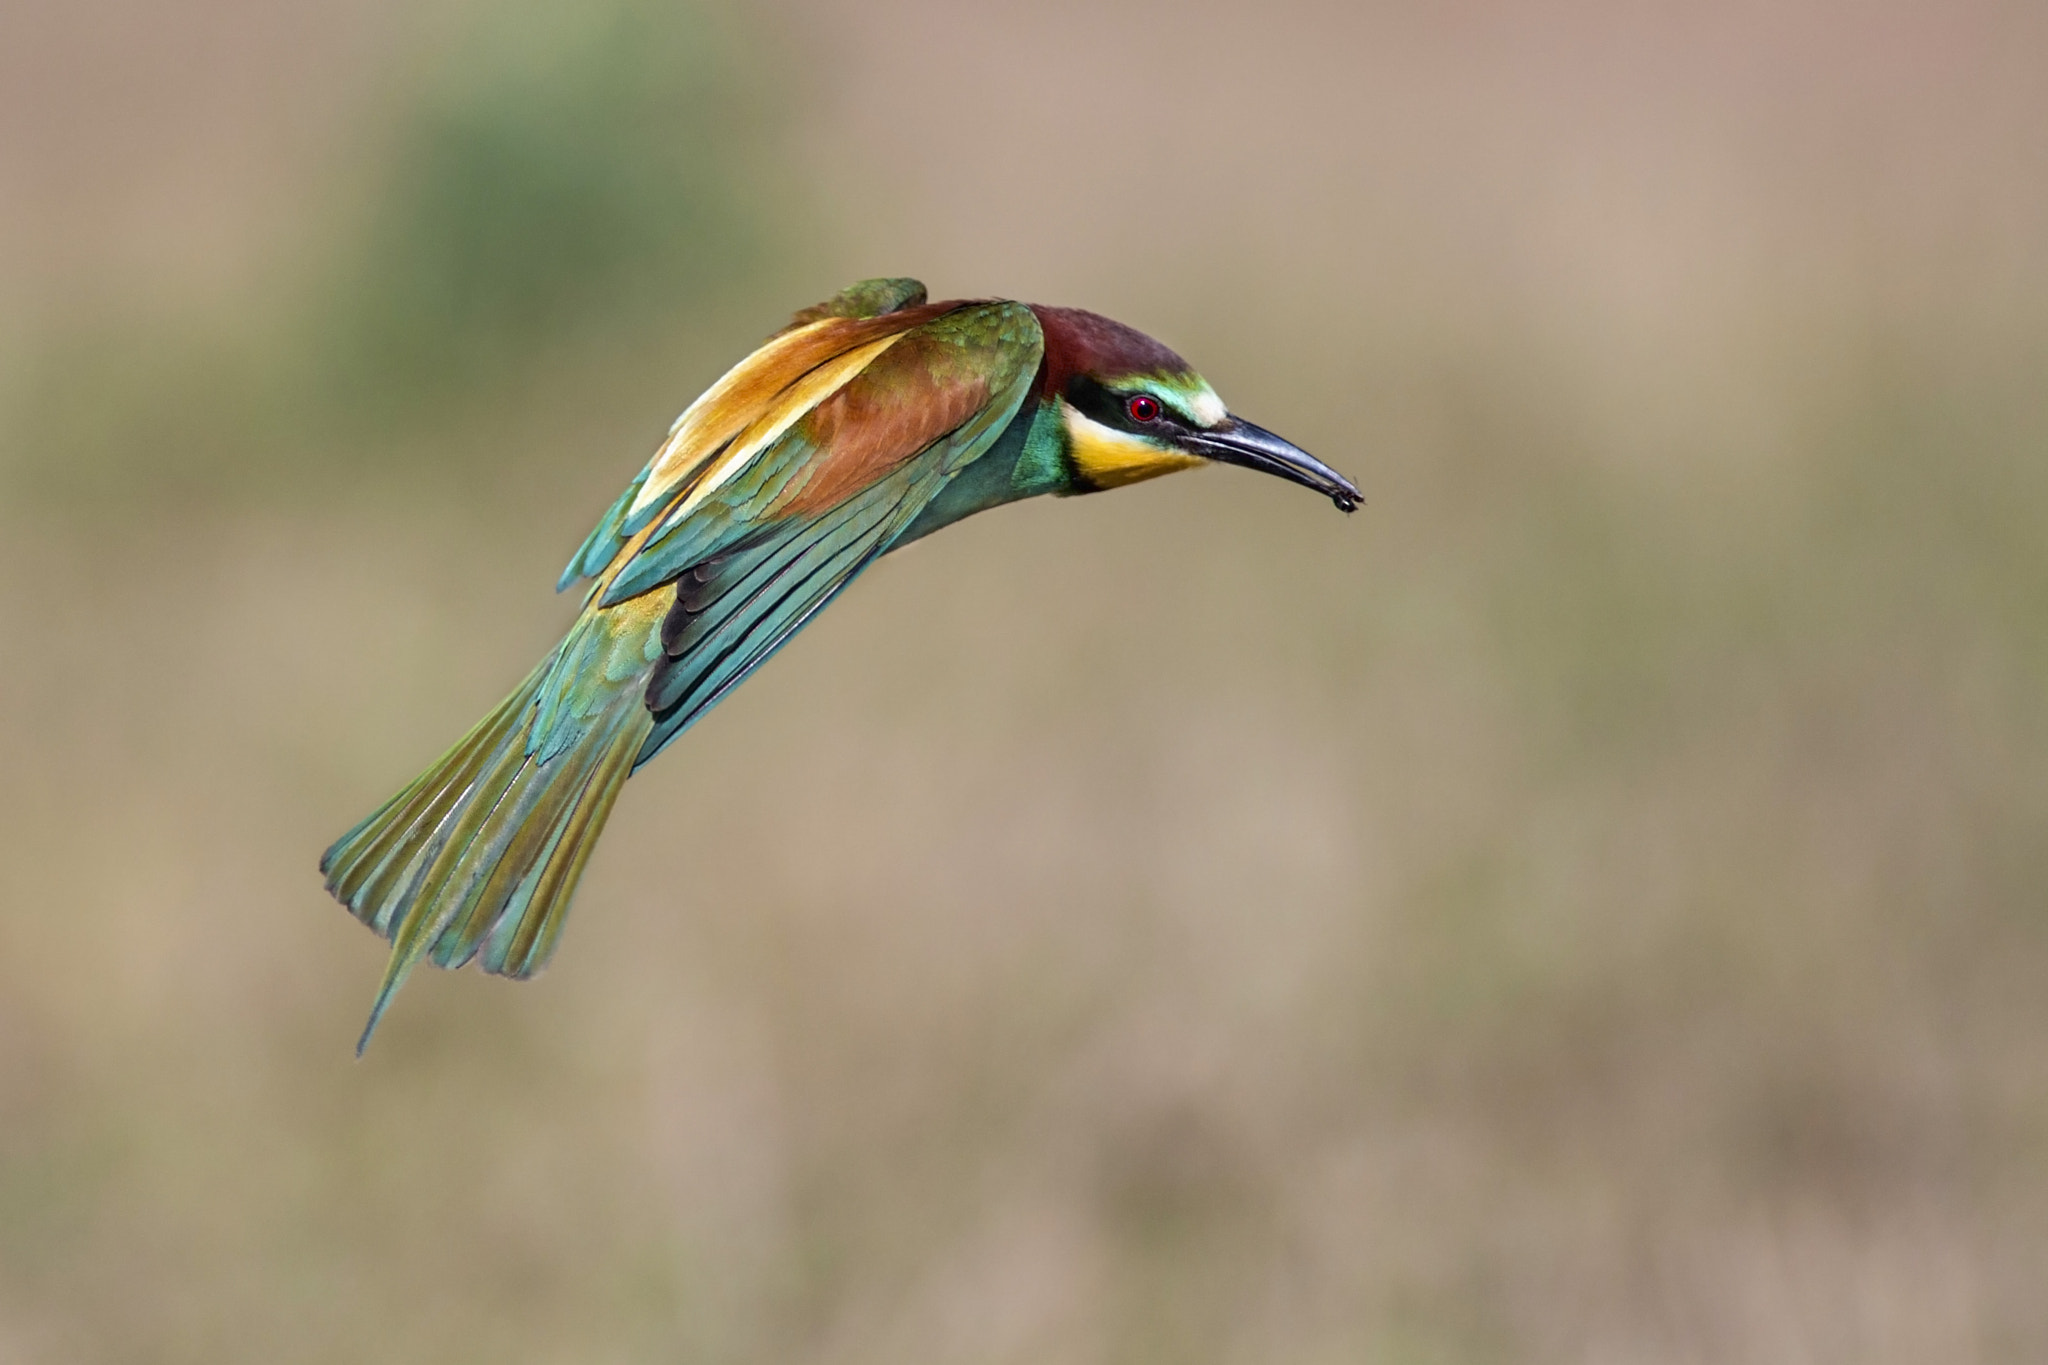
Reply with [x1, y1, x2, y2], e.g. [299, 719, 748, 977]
[322, 279, 1360, 1052]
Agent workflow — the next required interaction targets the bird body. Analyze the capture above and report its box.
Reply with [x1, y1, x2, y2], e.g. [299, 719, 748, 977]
[322, 279, 1359, 1051]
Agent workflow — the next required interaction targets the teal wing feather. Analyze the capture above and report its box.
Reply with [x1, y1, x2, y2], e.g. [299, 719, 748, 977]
[634, 458, 938, 767]
[618, 301, 1043, 763]
[557, 468, 649, 592]
[558, 276, 933, 596]
[599, 427, 823, 606]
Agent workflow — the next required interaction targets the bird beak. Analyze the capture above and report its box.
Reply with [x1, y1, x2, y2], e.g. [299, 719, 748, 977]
[1183, 417, 1361, 513]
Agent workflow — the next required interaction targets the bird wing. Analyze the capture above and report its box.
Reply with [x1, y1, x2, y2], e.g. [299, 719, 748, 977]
[563, 299, 1045, 767]
[560, 297, 941, 592]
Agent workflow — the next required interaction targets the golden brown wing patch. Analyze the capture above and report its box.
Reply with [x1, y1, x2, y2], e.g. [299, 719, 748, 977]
[629, 303, 957, 523]
[772, 331, 993, 517]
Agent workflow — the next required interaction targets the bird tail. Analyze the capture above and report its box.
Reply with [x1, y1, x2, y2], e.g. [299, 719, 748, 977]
[320, 653, 654, 1054]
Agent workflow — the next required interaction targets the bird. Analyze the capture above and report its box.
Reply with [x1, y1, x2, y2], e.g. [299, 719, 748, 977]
[321, 278, 1360, 1052]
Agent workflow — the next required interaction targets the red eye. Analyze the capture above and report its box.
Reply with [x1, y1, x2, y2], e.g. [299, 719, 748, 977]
[1126, 394, 1162, 423]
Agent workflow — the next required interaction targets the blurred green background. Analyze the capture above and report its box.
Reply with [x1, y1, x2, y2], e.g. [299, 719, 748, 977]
[3, 0, 2046, 1360]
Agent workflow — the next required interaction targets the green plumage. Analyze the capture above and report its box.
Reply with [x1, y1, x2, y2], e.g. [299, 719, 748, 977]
[320, 653, 651, 1051]
[321, 277, 1357, 1052]
[323, 285, 1046, 1052]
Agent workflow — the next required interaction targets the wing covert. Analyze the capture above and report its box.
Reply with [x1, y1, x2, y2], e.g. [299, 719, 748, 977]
[623, 300, 1044, 765]
[558, 295, 956, 594]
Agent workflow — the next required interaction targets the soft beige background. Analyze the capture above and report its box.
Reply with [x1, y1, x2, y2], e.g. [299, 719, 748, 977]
[3, 1, 2045, 1361]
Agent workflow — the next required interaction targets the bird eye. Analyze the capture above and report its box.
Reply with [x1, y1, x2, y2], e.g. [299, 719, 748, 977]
[1126, 394, 1162, 423]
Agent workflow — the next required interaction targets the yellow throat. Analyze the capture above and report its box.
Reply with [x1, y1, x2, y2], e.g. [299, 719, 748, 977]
[1062, 406, 1206, 490]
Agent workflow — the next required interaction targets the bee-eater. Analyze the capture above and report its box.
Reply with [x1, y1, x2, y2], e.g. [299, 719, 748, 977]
[322, 278, 1359, 1052]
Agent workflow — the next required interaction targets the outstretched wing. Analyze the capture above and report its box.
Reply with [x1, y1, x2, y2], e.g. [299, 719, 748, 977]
[567, 299, 1045, 767]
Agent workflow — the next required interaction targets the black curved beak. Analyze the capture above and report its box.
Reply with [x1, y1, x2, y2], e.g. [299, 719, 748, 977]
[1183, 416, 1361, 513]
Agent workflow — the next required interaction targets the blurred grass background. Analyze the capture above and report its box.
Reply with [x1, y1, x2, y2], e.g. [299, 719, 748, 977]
[3, 0, 2047, 1360]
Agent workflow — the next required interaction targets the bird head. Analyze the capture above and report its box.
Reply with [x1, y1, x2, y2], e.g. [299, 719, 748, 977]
[1032, 306, 1360, 512]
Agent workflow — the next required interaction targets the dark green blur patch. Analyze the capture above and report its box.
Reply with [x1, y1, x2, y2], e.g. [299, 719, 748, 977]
[327, 0, 769, 419]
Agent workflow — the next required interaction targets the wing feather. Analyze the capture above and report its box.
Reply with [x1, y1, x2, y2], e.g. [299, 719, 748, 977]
[551, 299, 1045, 769]
[560, 303, 960, 592]
[627, 301, 1045, 765]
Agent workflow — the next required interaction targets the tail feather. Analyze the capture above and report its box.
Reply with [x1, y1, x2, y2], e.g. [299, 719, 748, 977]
[431, 689, 633, 973]
[484, 722, 637, 976]
[322, 658, 653, 1054]
[323, 663, 549, 933]
[425, 749, 559, 970]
